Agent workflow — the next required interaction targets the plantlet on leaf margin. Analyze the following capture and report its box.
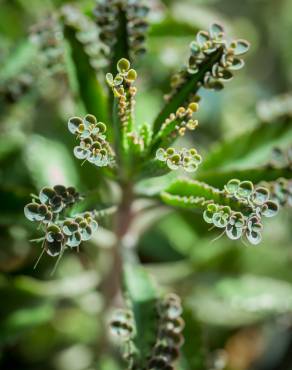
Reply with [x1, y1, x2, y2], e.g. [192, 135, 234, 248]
[161, 178, 278, 245]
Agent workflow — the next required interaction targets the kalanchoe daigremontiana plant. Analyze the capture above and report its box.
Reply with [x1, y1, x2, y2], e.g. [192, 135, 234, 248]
[18, 1, 292, 367]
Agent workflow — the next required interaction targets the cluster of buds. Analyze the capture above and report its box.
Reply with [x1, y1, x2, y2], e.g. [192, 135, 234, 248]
[261, 178, 292, 207]
[203, 179, 279, 244]
[68, 114, 115, 168]
[30, 15, 65, 75]
[167, 23, 249, 100]
[156, 147, 202, 173]
[106, 58, 137, 129]
[61, 5, 105, 70]
[152, 102, 199, 150]
[147, 294, 184, 370]
[24, 185, 81, 224]
[94, 0, 149, 60]
[0, 71, 33, 104]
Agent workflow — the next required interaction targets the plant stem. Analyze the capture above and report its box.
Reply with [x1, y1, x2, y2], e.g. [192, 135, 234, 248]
[100, 181, 134, 306]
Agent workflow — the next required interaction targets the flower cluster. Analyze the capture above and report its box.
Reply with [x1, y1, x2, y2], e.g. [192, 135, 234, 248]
[61, 5, 105, 70]
[203, 179, 279, 244]
[30, 15, 65, 75]
[94, 0, 149, 60]
[156, 147, 202, 173]
[106, 58, 137, 130]
[152, 102, 199, 150]
[24, 185, 81, 224]
[167, 23, 249, 101]
[68, 114, 115, 168]
[147, 294, 184, 370]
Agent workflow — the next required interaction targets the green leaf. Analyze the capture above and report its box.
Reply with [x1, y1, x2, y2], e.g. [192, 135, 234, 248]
[24, 135, 79, 188]
[64, 25, 108, 123]
[123, 263, 158, 366]
[161, 178, 222, 210]
[199, 119, 292, 172]
[181, 307, 207, 370]
[0, 304, 54, 343]
[14, 271, 100, 299]
[0, 41, 36, 81]
[0, 133, 25, 162]
[0, 277, 54, 343]
[0, 185, 30, 224]
[153, 48, 223, 133]
[149, 17, 199, 38]
[110, 7, 130, 75]
[135, 171, 181, 197]
[187, 275, 292, 327]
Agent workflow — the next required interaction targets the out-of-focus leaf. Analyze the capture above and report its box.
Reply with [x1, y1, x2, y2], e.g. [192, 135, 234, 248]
[0, 133, 25, 161]
[145, 261, 194, 285]
[197, 166, 292, 188]
[188, 275, 292, 327]
[15, 271, 100, 299]
[24, 135, 79, 188]
[135, 171, 178, 197]
[199, 119, 292, 172]
[64, 25, 108, 123]
[181, 306, 207, 370]
[0, 41, 37, 81]
[0, 304, 54, 343]
[0, 185, 31, 224]
[149, 17, 199, 38]
[123, 263, 158, 365]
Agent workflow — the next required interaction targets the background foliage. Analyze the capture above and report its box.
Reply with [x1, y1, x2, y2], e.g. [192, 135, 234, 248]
[0, 0, 292, 369]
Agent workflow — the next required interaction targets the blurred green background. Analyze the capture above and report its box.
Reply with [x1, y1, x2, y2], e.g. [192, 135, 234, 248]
[0, 0, 292, 369]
